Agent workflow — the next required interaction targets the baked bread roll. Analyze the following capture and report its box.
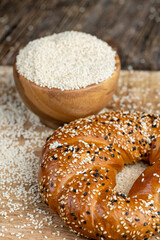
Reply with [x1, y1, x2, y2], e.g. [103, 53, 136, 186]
[38, 111, 160, 240]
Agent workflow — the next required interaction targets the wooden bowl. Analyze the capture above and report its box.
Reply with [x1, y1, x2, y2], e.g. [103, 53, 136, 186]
[13, 54, 120, 128]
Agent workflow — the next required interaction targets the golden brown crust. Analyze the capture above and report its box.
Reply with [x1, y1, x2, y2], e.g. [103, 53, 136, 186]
[38, 111, 160, 240]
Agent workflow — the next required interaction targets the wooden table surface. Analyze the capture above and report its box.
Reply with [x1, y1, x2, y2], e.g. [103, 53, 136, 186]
[0, 0, 160, 70]
[0, 67, 160, 240]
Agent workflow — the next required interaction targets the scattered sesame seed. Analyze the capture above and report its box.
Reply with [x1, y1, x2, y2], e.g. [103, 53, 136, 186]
[1, 68, 160, 240]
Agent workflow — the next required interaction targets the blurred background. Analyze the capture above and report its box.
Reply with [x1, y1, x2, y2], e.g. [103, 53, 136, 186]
[0, 0, 160, 70]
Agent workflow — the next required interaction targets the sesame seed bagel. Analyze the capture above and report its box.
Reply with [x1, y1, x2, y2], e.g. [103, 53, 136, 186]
[38, 111, 160, 240]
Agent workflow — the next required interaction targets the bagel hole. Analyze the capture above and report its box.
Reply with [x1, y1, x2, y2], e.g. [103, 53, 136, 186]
[115, 161, 148, 196]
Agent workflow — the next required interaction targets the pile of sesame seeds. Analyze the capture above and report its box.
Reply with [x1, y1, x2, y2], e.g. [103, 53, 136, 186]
[16, 31, 116, 90]
[0, 68, 68, 239]
[1, 67, 160, 239]
[116, 161, 147, 195]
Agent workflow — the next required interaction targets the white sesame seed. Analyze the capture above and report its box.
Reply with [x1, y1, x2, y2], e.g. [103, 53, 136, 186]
[16, 31, 116, 90]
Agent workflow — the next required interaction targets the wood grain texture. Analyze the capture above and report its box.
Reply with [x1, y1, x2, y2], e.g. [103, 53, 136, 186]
[0, 0, 160, 69]
[13, 54, 120, 128]
[0, 67, 160, 239]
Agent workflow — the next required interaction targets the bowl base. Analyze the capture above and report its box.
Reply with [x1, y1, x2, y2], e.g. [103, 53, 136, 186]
[40, 117, 63, 129]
